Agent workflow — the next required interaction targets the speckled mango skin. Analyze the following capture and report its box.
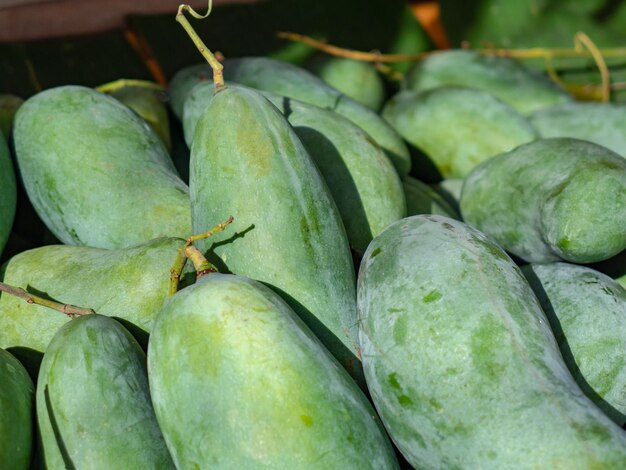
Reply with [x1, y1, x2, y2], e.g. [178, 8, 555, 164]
[383, 87, 537, 179]
[148, 273, 398, 469]
[530, 102, 626, 157]
[522, 262, 626, 426]
[191, 86, 361, 381]
[170, 59, 411, 176]
[402, 175, 458, 219]
[461, 138, 626, 263]
[0, 237, 185, 354]
[37, 315, 173, 470]
[357, 215, 626, 469]
[403, 49, 572, 115]
[0, 132, 16, 257]
[13, 86, 190, 249]
[184, 82, 406, 254]
[0, 348, 33, 470]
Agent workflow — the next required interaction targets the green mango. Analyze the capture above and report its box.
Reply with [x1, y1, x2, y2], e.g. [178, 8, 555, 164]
[383, 87, 537, 180]
[403, 49, 572, 115]
[461, 138, 626, 263]
[0, 131, 16, 257]
[402, 176, 459, 219]
[0, 348, 33, 469]
[106, 83, 172, 150]
[358, 214, 626, 468]
[190, 85, 361, 381]
[431, 178, 464, 215]
[13, 86, 191, 249]
[0, 237, 186, 355]
[184, 82, 406, 253]
[313, 58, 385, 111]
[148, 273, 398, 469]
[37, 314, 173, 469]
[0, 94, 23, 138]
[530, 102, 626, 157]
[522, 262, 626, 425]
[170, 58, 411, 175]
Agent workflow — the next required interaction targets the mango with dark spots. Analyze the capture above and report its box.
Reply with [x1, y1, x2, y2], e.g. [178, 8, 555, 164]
[461, 138, 626, 263]
[0, 132, 16, 257]
[357, 215, 626, 468]
[522, 262, 626, 425]
[190, 85, 361, 383]
[0, 348, 33, 469]
[13, 86, 191, 249]
[148, 273, 398, 469]
[37, 314, 173, 469]
[184, 82, 405, 253]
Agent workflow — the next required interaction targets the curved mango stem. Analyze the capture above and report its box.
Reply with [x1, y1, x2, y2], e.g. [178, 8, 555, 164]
[0, 282, 94, 318]
[95, 79, 165, 94]
[573, 32, 610, 102]
[168, 216, 234, 296]
[176, 1, 225, 92]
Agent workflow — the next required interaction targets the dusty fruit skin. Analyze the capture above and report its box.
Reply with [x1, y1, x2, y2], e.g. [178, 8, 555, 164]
[37, 314, 173, 469]
[170, 58, 411, 176]
[0, 131, 16, 257]
[383, 87, 537, 179]
[0, 348, 33, 469]
[191, 86, 361, 381]
[461, 137, 626, 263]
[358, 215, 626, 469]
[0, 237, 186, 354]
[529, 102, 626, 157]
[148, 273, 399, 469]
[13, 86, 191, 249]
[522, 262, 626, 426]
[404, 49, 571, 115]
[184, 82, 406, 253]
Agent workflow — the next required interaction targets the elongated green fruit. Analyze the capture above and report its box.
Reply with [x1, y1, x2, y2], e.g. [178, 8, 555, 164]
[358, 215, 626, 469]
[191, 86, 361, 381]
[184, 82, 406, 253]
[171, 58, 411, 175]
[314, 57, 385, 111]
[148, 273, 398, 469]
[522, 262, 626, 425]
[0, 237, 186, 354]
[13, 86, 190, 249]
[404, 49, 571, 114]
[530, 102, 626, 157]
[37, 315, 173, 469]
[402, 176, 458, 219]
[0, 348, 33, 470]
[461, 138, 626, 263]
[383, 87, 537, 179]
[0, 132, 16, 257]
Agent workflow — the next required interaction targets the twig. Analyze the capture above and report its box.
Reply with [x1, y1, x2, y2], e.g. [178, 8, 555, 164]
[0, 282, 94, 318]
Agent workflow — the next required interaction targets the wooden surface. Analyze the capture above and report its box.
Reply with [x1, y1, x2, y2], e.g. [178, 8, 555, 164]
[0, 0, 258, 42]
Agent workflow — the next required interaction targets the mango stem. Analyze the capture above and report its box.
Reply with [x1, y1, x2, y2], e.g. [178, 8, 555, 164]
[176, 1, 225, 93]
[0, 282, 94, 318]
[185, 245, 216, 278]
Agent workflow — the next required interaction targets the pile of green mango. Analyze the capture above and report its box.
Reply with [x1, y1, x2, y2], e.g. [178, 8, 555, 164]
[1, 18, 626, 469]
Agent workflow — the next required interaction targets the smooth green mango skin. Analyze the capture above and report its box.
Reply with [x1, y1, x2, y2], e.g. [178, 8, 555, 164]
[404, 50, 571, 114]
[191, 86, 361, 380]
[522, 262, 626, 426]
[0, 94, 23, 138]
[432, 178, 463, 215]
[314, 58, 385, 111]
[358, 215, 626, 469]
[13, 86, 191, 249]
[148, 273, 398, 469]
[0, 237, 185, 354]
[383, 87, 537, 179]
[461, 138, 626, 263]
[168, 64, 213, 120]
[402, 176, 459, 219]
[184, 82, 406, 253]
[0, 348, 33, 470]
[170, 59, 411, 175]
[530, 102, 626, 157]
[0, 132, 16, 257]
[108, 84, 172, 150]
[37, 315, 173, 469]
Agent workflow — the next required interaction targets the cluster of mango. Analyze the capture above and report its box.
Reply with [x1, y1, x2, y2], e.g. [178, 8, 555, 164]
[0, 48, 625, 469]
